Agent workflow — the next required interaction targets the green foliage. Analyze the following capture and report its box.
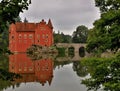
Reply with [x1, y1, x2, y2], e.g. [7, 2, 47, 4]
[0, 55, 21, 91]
[72, 25, 88, 43]
[0, 79, 11, 91]
[0, 0, 31, 33]
[54, 32, 72, 43]
[87, 0, 120, 53]
[73, 61, 88, 77]
[79, 47, 85, 57]
[81, 53, 120, 91]
[56, 47, 66, 57]
[68, 47, 74, 58]
[14, 16, 22, 22]
[0, 69, 19, 81]
[0, 22, 9, 47]
[0, 55, 9, 71]
[0, 0, 30, 54]
[0, 69, 21, 91]
[53, 61, 71, 69]
[0, 29, 12, 54]
[95, 0, 120, 13]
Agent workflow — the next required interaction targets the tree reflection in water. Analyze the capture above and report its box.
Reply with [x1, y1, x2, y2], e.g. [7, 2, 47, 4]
[0, 55, 21, 91]
[0, 69, 21, 90]
[80, 53, 120, 91]
[73, 61, 88, 77]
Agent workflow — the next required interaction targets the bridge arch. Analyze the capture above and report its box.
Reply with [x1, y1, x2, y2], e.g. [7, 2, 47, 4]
[56, 43, 88, 60]
[79, 46, 85, 57]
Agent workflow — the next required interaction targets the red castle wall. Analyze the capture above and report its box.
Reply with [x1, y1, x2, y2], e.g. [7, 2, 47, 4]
[9, 19, 54, 52]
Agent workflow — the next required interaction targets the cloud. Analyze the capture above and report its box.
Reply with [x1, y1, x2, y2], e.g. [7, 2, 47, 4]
[20, 0, 100, 35]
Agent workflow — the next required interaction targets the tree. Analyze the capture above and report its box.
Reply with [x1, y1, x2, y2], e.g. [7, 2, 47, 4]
[0, 0, 31, 33]
[95, 0, 120, 13]
[81, 53, 120, 91]
[87, 0, 120, 53]
[72, 25, 88, 43]
[54, 31, 72, 43]
[0, 0, 31, 54]
[14, 16, 22, 22]
[73, 61, 88, 77]
[54, 32, 63, 43]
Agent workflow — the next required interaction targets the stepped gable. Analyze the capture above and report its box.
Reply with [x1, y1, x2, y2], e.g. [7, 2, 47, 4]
[40, 19, 46, 24]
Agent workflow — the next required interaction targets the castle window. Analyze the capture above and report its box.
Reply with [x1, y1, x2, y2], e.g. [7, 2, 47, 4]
[11, 35, 14, 39]
[24, 34, 27, 39]
[19, 68, 22, 71]
[19, 34, 22, 39]
[11, 66, 14, 69]
[29, 67, 33, 71]
[40, 27, 45, 30]
[29, 34, 33, 39]
[24, 68, 27, 71]
[46, 34, 48, 38]
[45, 39, 48, 42]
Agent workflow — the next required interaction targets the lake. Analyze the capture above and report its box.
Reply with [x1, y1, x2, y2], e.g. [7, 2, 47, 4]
[0, 53, 88, 91]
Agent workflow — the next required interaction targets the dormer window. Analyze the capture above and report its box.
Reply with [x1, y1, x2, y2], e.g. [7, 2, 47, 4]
[19, 34, 22, 39]
[24, 34, 27, 39]
[46, 34, 48, 38]
[29, 34, 33, 39]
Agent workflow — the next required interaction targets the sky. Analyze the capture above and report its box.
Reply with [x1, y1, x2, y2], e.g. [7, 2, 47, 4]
[20, 0, 100, 35]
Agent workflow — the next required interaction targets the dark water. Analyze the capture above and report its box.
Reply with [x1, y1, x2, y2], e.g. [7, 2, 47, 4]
[0, 53, 88, 91]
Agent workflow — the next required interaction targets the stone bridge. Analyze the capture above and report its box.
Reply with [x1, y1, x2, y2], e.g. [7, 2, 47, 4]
[56, 43, 89, 61]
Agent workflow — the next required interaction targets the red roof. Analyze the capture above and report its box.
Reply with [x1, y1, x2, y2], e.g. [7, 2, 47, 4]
[14, 19, 53, 32]
[15, 22, 36, 32]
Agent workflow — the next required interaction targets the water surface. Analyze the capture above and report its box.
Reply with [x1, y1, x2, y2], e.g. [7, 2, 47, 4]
[1, 53, 87, 91]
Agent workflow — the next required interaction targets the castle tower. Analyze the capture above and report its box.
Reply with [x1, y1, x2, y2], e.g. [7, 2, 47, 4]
[48, 19, 53, 29]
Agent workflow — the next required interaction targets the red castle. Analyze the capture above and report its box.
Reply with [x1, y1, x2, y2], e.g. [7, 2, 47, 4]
[9, 19, 54, 52]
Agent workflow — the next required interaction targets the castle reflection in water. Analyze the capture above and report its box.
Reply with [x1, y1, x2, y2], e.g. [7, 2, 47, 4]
[9, 53, 53, 86]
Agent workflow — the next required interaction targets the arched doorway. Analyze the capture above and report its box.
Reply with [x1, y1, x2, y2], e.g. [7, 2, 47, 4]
[79, 46, 85, 57]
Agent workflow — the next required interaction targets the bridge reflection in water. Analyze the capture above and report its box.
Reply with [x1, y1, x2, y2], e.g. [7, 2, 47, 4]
[9, 53, 53, 86]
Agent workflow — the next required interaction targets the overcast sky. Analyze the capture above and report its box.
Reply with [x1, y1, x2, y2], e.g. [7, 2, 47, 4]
[20, 0, 100, 35]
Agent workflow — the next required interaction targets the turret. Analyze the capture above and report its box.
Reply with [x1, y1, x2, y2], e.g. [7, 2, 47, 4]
[47, 19, 53, 29]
